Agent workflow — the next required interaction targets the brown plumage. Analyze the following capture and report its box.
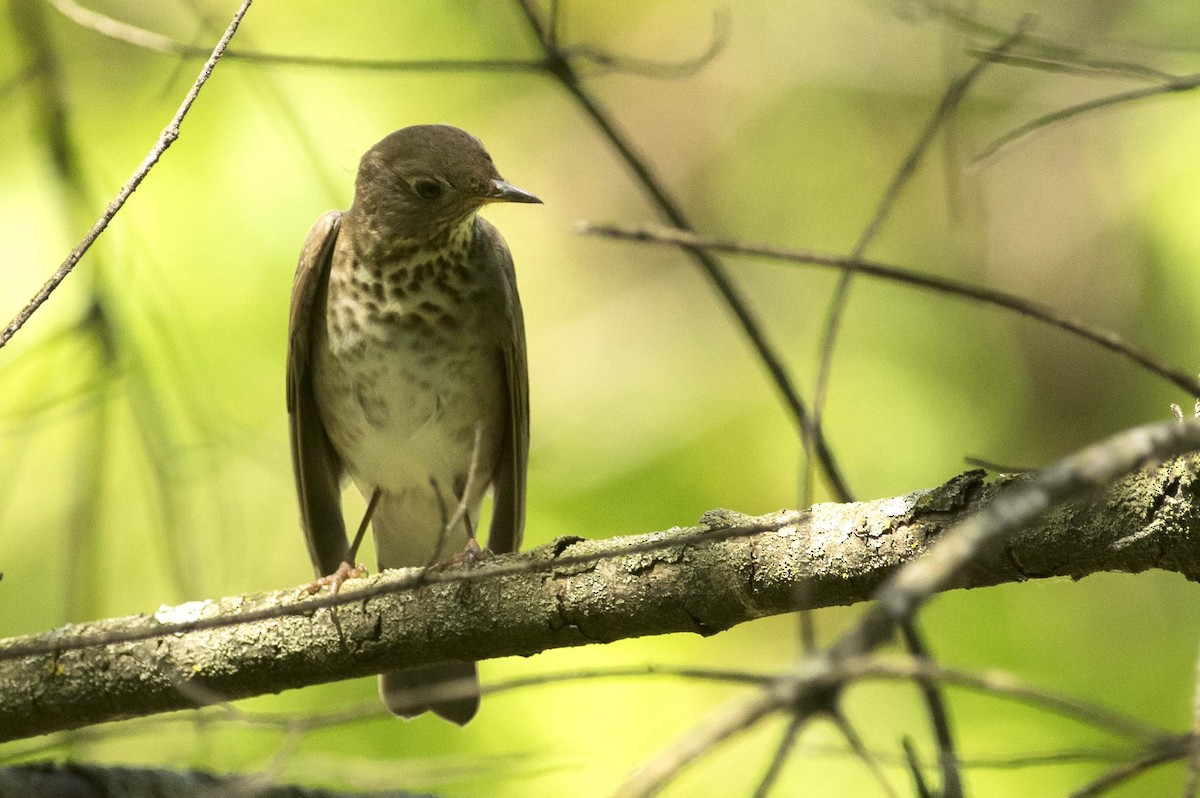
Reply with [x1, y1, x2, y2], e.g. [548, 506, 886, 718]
[287, 125, 538, 724]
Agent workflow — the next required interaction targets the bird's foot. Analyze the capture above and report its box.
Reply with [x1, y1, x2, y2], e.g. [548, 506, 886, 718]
[300, 561, 369, 596]
[432, 538, 491, 572]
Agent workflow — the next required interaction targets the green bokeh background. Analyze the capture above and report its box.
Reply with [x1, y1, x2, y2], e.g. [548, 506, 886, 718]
[2, 0, 1200, 795]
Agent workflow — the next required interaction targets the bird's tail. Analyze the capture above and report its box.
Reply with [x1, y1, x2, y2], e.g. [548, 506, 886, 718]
[373, 489, 480, 725]
[380, 662, 480, 725]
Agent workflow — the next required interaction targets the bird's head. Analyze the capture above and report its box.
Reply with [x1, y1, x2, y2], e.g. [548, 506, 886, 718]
[350, 125, 541, 247]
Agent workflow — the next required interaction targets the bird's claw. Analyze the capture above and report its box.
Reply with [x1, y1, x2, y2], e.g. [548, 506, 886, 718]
[432, 538, 492, 571]
[301, 561, 368, 596]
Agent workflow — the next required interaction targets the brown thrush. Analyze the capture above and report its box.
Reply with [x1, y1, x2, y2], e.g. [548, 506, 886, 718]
[286, 125, 538, 724]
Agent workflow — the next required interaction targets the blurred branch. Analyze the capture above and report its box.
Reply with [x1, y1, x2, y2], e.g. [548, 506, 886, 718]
[754, 714, 804, 798]
[0, 0, 255, 352]
[900, 620, 962, 798]
[9, 655, 1169, 756]
[578, 223, 1200, 398]
[903, 736, 934, 798]
[13, 0, 206, 607]
[560, 10, 730, 79]
[46, 0, 544, 73]
[43, 0, 853, 500]
[0, 61, 37, 102]
[907, 1, 1200, 59]
[46, 0, 723, 79]
[510, 0, 854, 502]
[0, 761, 430, 798]
[965, 48, 1176, 82]
[973, 71, 1200, 167]
[1071, 740, 1190, 797]
[834, 713, 900, 797]
[1186, 641, 1200, 797]
[3, 437, 1200, 741]
[617, 419, 1200, 796]
[808, 14, 1028, 504]
[45, 0, 187, 55]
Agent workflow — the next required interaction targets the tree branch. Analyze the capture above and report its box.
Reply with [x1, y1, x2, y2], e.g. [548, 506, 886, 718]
[578, 223, 1200, 398]
[0, 761, 430, 798]
[2, 451, 1198, 742]
[0, 0, 255, 352]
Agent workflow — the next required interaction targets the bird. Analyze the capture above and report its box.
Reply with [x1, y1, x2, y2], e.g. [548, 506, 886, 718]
[286, 125, 538, 724]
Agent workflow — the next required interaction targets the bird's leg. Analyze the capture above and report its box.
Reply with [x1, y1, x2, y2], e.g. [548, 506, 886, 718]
[301, 487, 378, 595]
[459, 512, 485, 565]
[346, 487, 380, 565]
[424, 477, 459, 571]
[432, 506, 487, 568]
[420, 422, 492, 572]
[426, 472, 488, 572]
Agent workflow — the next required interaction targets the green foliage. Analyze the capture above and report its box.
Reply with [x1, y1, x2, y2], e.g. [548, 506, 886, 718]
[2, 1, 1199, 795]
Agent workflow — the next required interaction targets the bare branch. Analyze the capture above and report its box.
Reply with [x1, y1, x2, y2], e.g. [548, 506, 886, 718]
[753, 714, 804, 798]
[0, 761, 428, 797]
[578, 223, 1200, 398]
[617, 419, 1200, 794]
[809, 14, 1030, 505]
[900, 620, 962, 798]
[965, 48, 1177, 82]
[3, 438, 1195, 743]
[1070, 739, 1188, 797]
[562, 10, 730, 79]
[48, 0, 725, 79]
[972, 72, 1200, 167]
[510, 0, 853, 502]
[1185, 639, 1200, 797]
[0, 0, 256, 352]
[45, 0, 544, 72]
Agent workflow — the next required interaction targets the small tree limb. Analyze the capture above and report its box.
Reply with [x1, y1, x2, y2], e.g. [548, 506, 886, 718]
[1, 454, 1198, 742]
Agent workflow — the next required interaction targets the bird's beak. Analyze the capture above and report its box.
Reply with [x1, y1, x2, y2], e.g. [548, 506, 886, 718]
[485, 179, 542, 205]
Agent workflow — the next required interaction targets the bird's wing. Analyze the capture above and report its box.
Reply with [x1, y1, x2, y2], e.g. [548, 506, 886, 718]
[287, 210, 349, 576]
[477, 218, 528, 555]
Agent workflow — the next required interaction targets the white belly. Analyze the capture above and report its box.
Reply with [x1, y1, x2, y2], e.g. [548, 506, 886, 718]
[313, 330, 505, 498]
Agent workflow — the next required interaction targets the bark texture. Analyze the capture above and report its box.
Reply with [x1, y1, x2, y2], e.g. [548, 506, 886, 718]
[1, 458, 1197, 742]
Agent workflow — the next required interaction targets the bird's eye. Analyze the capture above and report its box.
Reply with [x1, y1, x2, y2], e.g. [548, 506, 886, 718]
[412, 178, 443, 201]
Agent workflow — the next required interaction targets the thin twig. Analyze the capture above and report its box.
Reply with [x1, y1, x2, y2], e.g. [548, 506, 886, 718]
[900, 619, 962, 798]
[4, 657, 1172, 764]
[833, 712, 900, 798]
[902, 736, 933, 798]
[0, 0, 256, 352]
[436, 422, 485, 557]
[753, 714, 805, 798]
[487, 658, 1174, 743]
[915, 1, 1198, 62]
[509, 0, 853, 502]
[807, 15, 1028, 507]
[972, 72, 1200, 167]
[46, 0, 544, 72]
[835, 419, 1200, 665]
[966, 48, 1177, 82]
[1070, 738, 1188, 797]
[1185, 638, 1200, 797]
[617, 419, 1199, 795]
[48, 0, 722, 80]
[421, 422, 484, 575]
[561, 10, 730, 79]
[578, 223, 1200, 398]
[614, 647, 1179, 796]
